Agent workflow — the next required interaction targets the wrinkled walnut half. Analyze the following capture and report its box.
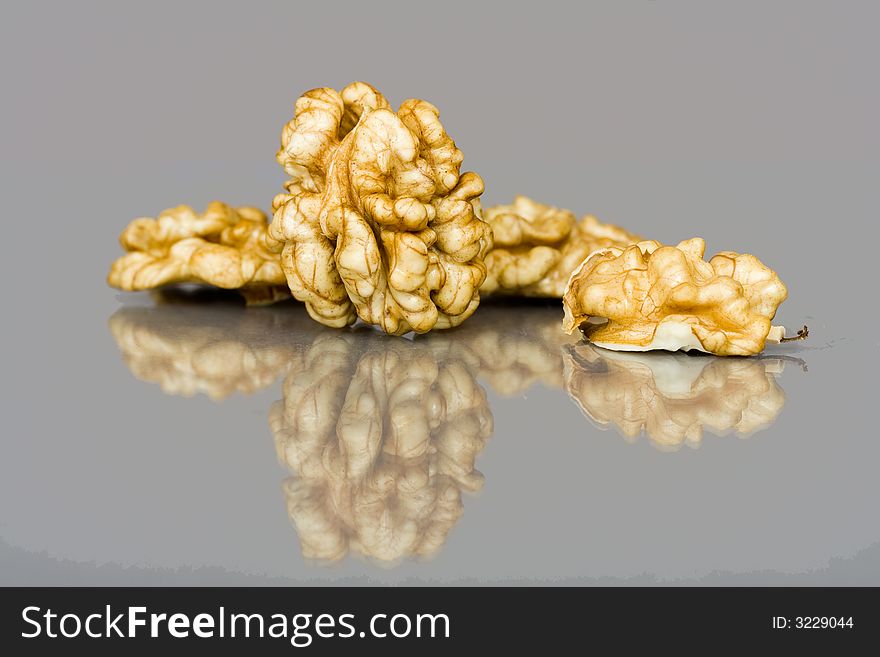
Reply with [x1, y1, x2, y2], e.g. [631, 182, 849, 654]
[271, 82, 492, 335]
[565, 343, 789, 449]
[562, 238, 804, 356]
[481, 196, 641, 297]
[108, 202, 289, 305]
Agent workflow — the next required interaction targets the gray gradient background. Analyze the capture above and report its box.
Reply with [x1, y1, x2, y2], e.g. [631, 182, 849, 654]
[1, 1, 878, 585]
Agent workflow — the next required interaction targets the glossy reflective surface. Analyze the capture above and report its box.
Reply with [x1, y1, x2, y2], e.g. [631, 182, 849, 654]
[5, 285, 878, 585]
[114, 298, 804, 567]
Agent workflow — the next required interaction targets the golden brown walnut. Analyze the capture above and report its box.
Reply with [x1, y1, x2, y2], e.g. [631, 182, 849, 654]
[271, 332, 492, 563]
[270, 82, 492, 335]
[481, 196, 641, 297]
[108, 202, 289, 305]
[564, 343, 791, 449]
[562, 238, 803, 356]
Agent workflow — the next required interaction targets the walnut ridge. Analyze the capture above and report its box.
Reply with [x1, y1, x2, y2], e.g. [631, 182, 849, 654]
[562, 238, 796, 356]
[481, 196, 641, 298]
[270, 82, 493, 335]
[108, 202, 288, 305]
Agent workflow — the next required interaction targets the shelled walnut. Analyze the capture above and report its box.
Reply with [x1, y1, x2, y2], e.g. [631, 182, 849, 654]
[481, 196, 641, 298]
[562, 238, 806, 356]
[270, 82, 493, 335]
[108, 202, 289, 305]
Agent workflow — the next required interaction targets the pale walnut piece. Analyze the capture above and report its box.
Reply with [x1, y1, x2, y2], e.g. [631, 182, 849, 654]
[562, 237, 798, 356]
[108, 202, 289, 305]
[270, 82, 492, 335]
[481, 196, 641, 298]
[564, 343, 790, 450]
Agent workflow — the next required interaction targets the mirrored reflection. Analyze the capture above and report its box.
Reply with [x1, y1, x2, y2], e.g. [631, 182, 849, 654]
[434, 302, 577, 396]
[271, 332, 492, 564]
[110, 298, 573, 565]
[108, 297, 311, 400]
[108, 296, 800, 566]
[564, 342, 800, 451]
